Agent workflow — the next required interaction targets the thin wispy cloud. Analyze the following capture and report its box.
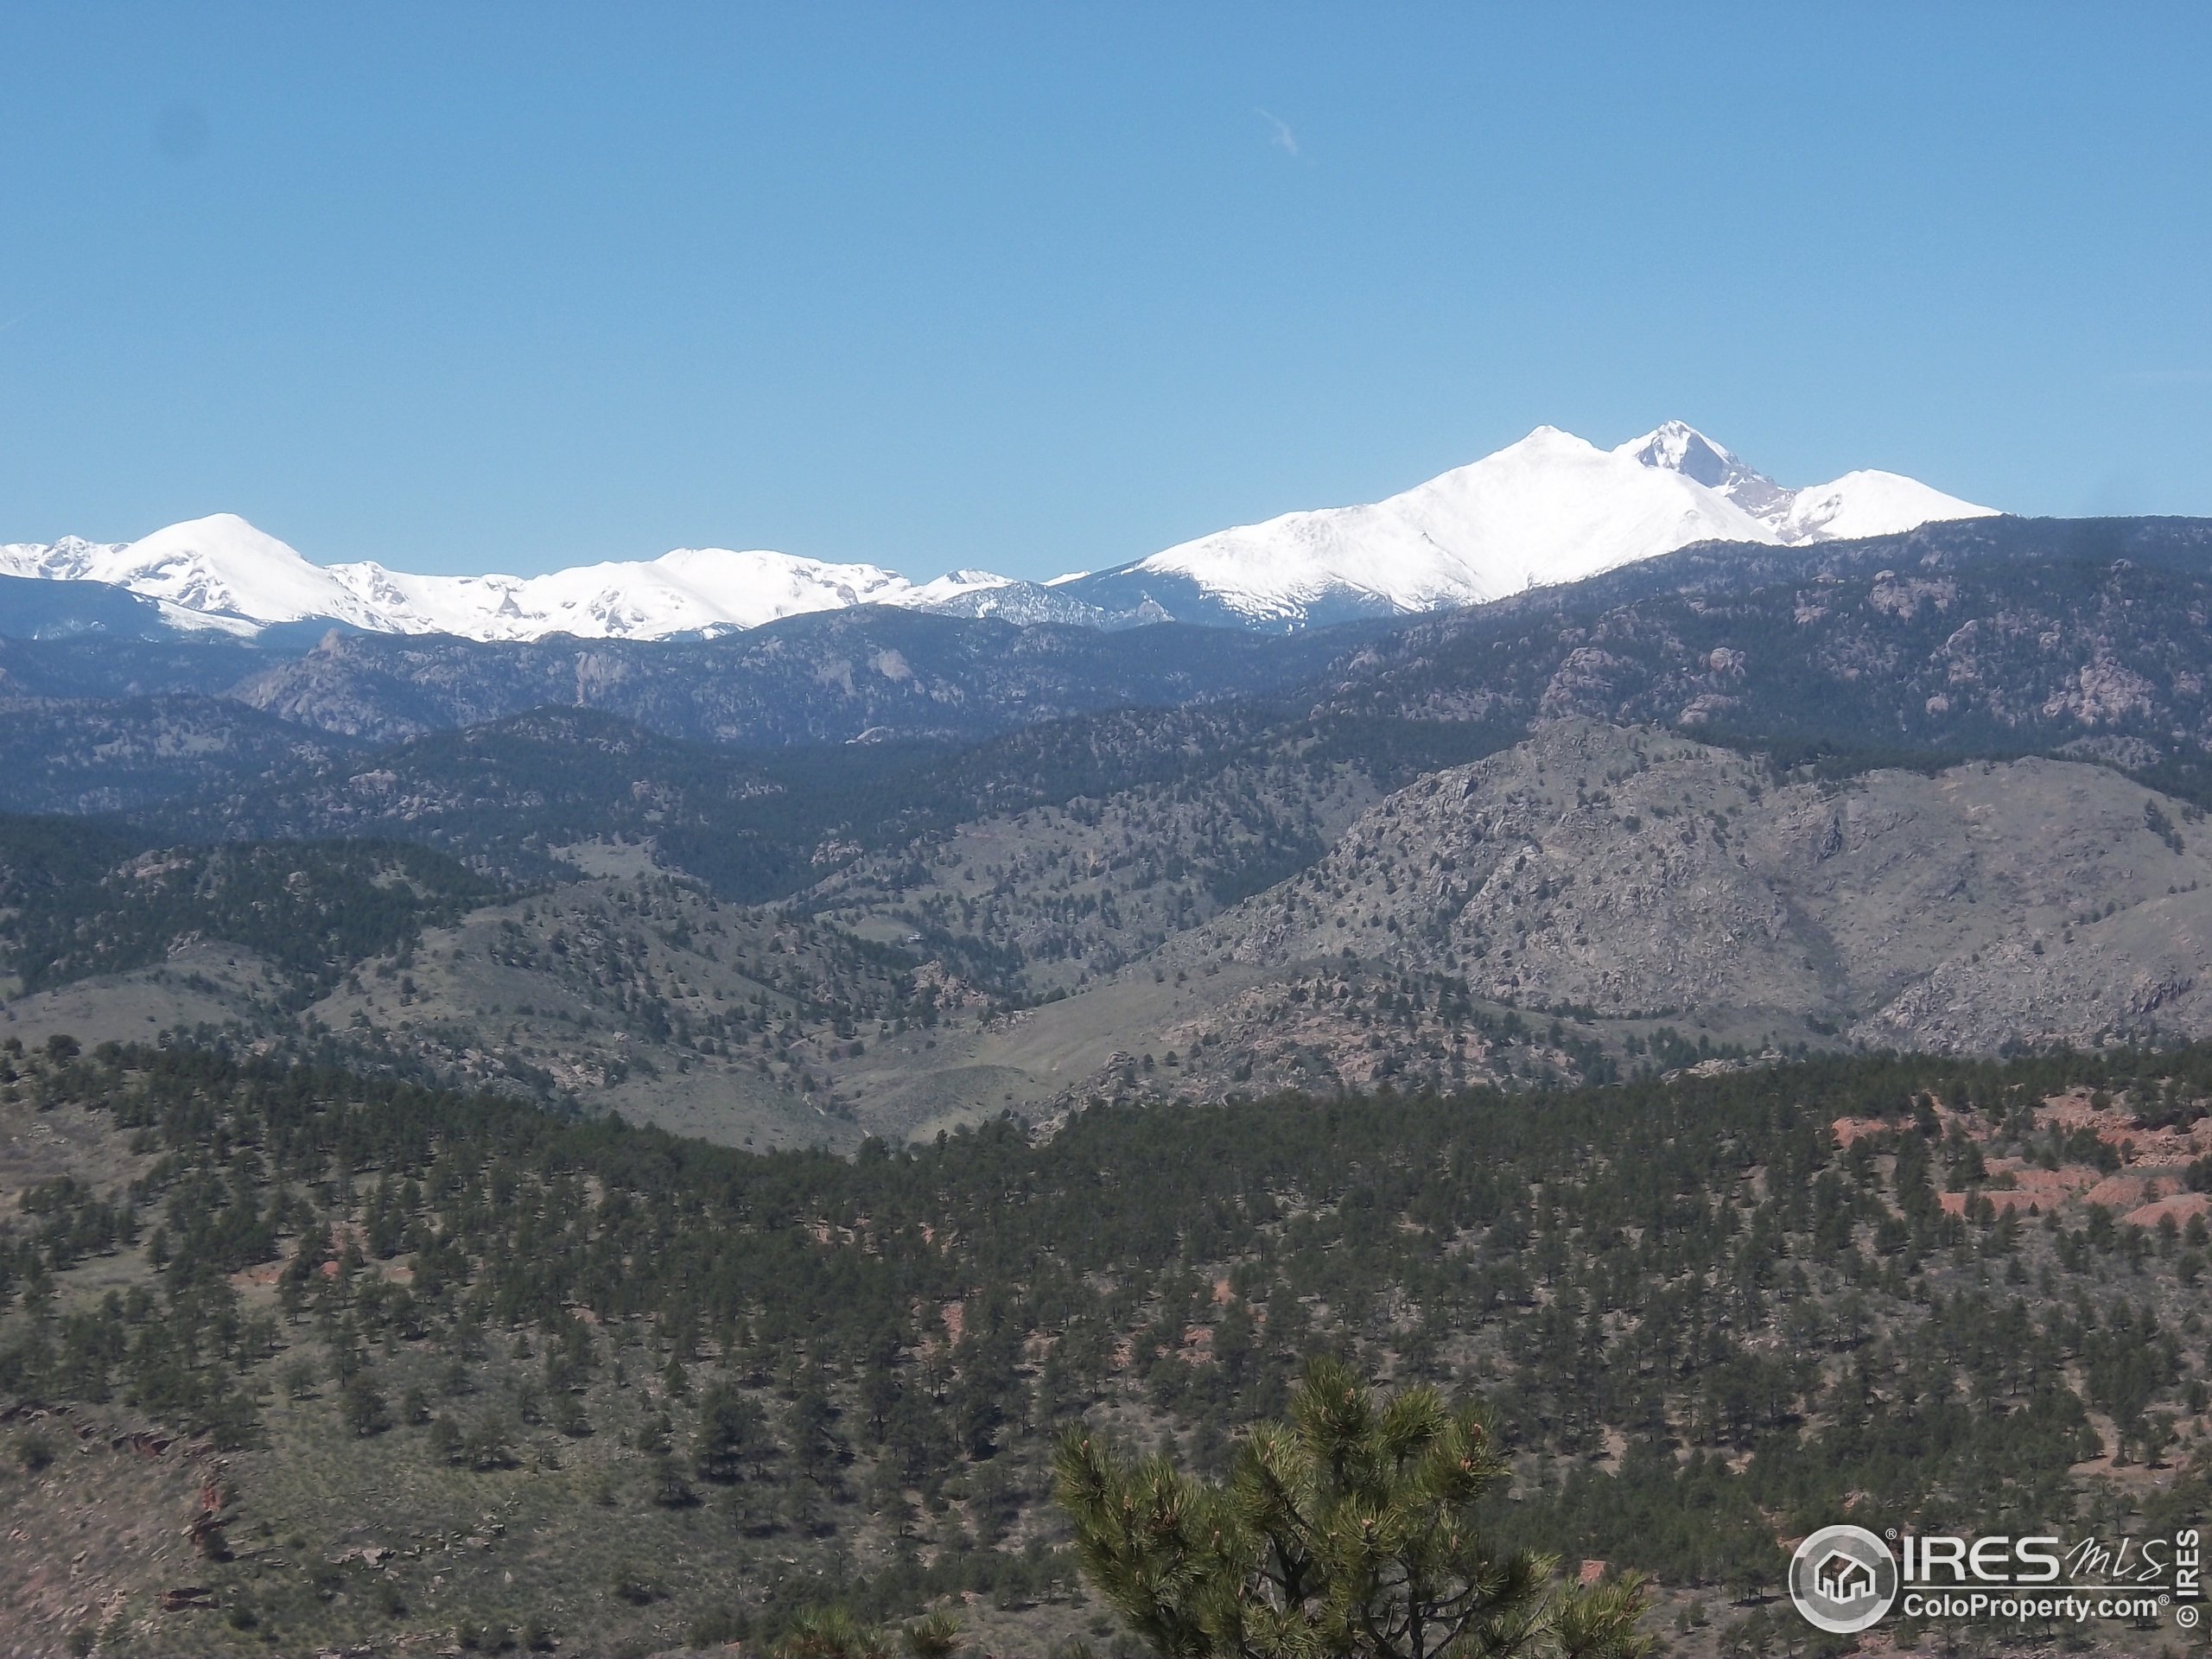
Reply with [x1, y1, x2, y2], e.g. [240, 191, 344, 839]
[1256, 108, 1300, 158]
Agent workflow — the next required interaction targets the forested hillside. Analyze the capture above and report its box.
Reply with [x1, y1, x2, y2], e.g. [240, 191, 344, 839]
[0, 820, 498, 1003]
[7, 518, 2212, 1657]
[221, 607, 1360, 747]
[1318, 517, 2212, 795]
[3, 1041, 2207, 1655]
[20, 709, 2212, 1141]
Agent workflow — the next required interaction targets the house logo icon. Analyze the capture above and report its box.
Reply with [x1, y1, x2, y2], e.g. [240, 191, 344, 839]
[1790, 1525, 1897, 1634]
[1817, 1550, 1875, 1602]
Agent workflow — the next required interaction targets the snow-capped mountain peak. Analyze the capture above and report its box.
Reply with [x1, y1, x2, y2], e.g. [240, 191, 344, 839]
[1617, 421, 1993, 544]
[313, 545, 926, 642]
[1772, 469, 1996, 543]
[1104, 424, 1780, 625]
[2, 423, 2001, 641]
[113, 512, 368, 621]
[906, 569, 1015, 607]
[2, 519, 953, 641]
[1617, 421, 1750, 488]
[1, 512, 379, 626]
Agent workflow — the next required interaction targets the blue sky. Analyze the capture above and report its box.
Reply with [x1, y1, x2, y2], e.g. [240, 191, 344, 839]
[2, 4, 2207, 580]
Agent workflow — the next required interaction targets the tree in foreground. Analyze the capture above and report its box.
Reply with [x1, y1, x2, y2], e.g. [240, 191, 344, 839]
[770, 1605, 964, 1659]
[1055, 1356, 1651, 1659]
[773, 1607, 890, 1659]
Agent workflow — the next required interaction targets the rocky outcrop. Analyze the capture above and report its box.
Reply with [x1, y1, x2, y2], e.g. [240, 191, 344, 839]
[1185, 721, 2212, 1052]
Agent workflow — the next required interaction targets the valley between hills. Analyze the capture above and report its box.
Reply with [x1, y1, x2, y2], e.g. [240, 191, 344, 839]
[13, 719, 2212, 1155]
[6, 511, 2212, 1656]
[16, 516, 2212, 1154]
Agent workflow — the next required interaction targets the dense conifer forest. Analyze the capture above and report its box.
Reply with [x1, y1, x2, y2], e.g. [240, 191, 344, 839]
[2, 1039, 2207, 1655]
[0, 823, 497, 1001]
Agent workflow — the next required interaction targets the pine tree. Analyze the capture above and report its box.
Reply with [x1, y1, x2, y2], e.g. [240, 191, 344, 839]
[1055, 1356, 1650, 1659]
[695, 1381, 767, 1484]
[772, 1606, 892, 1659]
[340, 1373, 391, 1437]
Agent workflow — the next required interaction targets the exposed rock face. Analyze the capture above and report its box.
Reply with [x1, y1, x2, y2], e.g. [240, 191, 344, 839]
[1188, 721, 2212, 1051]
[1849, 893, 2212, 1052]
[1316, 518, 2212, 771]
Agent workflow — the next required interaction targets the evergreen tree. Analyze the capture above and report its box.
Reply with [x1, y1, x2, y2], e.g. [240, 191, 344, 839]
[696, 1379, 769, 1484]
[340, 1373, 391, 1437]
[1055, 1356, 1651, 1659]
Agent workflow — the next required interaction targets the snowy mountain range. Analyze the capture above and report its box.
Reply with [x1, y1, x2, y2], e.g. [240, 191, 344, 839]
[0, 423, 1995, 640]
[0, 519, 1032, 641]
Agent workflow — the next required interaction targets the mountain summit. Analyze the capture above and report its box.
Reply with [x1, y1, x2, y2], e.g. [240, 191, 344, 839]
[1614, 420, 1796, 520]
[0, 425, 1995, 639]
[1615, 420, 1993, 546]
[1052, 423, 1995, 627]
[1074, 425, 1770, 626]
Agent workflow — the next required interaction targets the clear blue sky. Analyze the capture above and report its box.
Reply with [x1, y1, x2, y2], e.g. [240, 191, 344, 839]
[2, 4, 2207, 580]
